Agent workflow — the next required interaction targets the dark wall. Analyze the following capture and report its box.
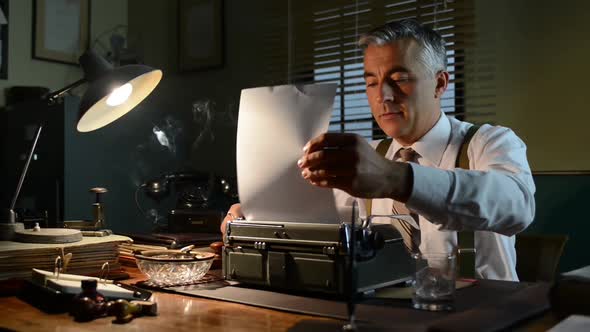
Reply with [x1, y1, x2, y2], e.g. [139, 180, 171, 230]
[62, 91, 236, 234]
[63, 95, 164, 234]
[528, 174, 590, 273]
[62, 0, 275, 234]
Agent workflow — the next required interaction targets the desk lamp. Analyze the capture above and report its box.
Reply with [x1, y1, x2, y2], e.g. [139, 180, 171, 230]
[0, 50, 162, 243]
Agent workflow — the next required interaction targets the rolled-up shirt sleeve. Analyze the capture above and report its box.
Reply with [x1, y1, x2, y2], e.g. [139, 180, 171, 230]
[406, 125, 536, 236]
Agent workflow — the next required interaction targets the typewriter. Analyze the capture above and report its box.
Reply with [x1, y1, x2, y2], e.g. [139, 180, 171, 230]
[226, 84, 413, 295]
[222, 217, 413, 295]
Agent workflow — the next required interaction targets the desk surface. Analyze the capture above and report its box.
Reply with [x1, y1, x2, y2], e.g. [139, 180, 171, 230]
[0, 268, 559, 332]
[0, 268, 330, 332]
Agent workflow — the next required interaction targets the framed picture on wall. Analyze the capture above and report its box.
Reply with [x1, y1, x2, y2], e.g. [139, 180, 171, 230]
[178, 0, 224, 72]
[33, 0, 90, 65]
[0, 0, 8, 79]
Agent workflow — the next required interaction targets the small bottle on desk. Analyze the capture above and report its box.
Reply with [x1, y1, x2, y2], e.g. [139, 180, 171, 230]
[69, 279, 158, 323]
[70, 279, 106, 321]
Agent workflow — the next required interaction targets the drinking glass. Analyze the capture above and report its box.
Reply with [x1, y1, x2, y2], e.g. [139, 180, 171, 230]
[412, 252, 456, 311]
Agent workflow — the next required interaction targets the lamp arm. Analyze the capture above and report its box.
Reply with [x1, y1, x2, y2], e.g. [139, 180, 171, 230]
[9, 78, 86, 212]
[45, 78, 87, 105]
[10, 125, 43, 210]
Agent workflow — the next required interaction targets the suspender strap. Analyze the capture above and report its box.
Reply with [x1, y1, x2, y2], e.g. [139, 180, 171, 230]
[367, 126, 480, 279]
[365, 138, 393, 216]
[376, 138, 393, 158]
[456, 125, 480, 279]
[456, 125, 480, 169]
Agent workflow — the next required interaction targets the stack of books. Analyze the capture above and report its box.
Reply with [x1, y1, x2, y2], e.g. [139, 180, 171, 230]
[0, 235, 131, 280]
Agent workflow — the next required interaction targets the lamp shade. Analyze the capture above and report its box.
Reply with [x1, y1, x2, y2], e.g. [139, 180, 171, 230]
[76, 51, 162, 132]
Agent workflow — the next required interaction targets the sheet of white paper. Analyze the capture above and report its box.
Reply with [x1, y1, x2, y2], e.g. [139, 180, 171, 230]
[548, 315, 590, 332]
[236, 84, 341, 223]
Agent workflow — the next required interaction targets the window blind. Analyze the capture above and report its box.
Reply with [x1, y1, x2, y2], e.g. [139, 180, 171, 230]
[257, 0, 495, 140]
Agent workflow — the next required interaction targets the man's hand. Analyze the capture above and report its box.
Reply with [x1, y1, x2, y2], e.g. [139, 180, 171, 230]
[297, 133, 413, 200]
[220, 203, 244, 238]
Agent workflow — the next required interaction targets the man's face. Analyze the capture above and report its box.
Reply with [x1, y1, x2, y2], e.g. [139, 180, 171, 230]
[363, 40, 444, 144]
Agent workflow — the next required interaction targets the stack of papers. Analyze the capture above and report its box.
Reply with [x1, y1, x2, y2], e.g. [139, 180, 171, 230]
[0, 235, 131, 280]
[31, 268, 137, 299]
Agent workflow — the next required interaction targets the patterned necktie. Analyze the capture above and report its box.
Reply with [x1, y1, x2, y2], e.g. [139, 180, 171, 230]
[392, 148, 421, 253]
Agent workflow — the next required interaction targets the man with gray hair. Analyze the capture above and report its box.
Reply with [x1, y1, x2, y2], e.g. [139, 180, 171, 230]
[225, 19, 535, 281]
[296, 19, 535, 281]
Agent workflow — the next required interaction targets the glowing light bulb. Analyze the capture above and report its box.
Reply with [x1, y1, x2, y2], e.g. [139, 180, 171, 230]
[106, 83, 133, 106]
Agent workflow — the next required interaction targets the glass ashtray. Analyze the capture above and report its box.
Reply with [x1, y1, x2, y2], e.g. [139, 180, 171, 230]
[135, 250, 215, 286]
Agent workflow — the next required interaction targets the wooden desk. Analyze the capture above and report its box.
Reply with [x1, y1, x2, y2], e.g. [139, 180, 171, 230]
[0, 268, 331, 332]
[0, 268, 559, 332]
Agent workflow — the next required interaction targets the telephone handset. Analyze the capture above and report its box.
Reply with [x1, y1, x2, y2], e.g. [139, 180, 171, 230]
[141, 172, 210, 202]
[137, 171, 238, 233]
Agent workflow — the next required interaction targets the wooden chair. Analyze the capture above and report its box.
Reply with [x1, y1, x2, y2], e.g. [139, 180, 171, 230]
[515, 233, 568, 282]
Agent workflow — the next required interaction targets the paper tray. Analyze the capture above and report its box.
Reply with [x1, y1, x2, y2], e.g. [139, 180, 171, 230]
[19, 280, 152, 314]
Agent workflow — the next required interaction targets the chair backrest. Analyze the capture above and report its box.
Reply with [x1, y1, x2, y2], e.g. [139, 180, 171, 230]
[515, 233, 568, 282]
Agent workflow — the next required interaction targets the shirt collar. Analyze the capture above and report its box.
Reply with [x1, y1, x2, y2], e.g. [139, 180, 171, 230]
[391, 112, 450, 167]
